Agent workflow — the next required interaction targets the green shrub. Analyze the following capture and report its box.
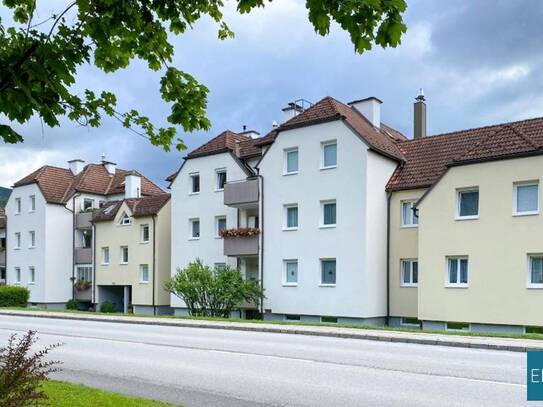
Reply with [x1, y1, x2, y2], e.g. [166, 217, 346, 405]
[99, 301, 114, 313]
[0, 286, 29, 307]
[65, 299, 79, 310]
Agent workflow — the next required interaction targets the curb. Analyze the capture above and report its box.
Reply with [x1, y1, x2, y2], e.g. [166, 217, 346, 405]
[0, 311, 539, 353]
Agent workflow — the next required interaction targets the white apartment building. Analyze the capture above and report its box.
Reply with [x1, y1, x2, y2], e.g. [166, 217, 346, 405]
[5, 159, 164, 307]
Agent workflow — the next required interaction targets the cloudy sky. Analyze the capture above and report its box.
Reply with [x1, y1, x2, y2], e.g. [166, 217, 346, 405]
[1, 0, 542, 188]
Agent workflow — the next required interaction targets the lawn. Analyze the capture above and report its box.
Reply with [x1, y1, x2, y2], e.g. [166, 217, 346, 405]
[43, 380, 176, 406]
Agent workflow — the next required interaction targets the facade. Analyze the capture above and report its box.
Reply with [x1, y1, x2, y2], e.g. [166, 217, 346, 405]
[5, 159, 164, 308]
[93, 192, 171, 315]
[0, 208, 6, 284]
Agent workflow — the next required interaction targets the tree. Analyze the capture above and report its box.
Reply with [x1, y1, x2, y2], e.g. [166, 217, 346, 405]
[164, 259, 264, 318]
[0, 0, 407, 151]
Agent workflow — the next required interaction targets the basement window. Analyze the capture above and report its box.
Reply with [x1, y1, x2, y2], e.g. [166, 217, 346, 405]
[446, 322, 469, 331]
[321, 316, 338, 324]
[400, 317, 421, 327]
[285, 315, 301, 321]
[526, 326, 543, 335]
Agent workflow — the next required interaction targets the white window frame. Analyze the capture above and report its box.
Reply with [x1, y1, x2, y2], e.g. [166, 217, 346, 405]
[29, 231, 35, 248]
[14, 232, 21, 249]
[513, 181, 539, 216]
[400, 259, 418, 287]
[527, 254, 543, 288]
[215, 216, 227, 238]
[76, 266, 92, 281]
[189, 172, 200, 195]
[320, 258, 337, 286]
[140, 224, 150, 243]
[82, 198, 94, 211]
[28, 266, 35, 284]
[445, 256, 469, 288]
[189, 218, 200, 240]
[283, 148, 299, 175]
[215, 168, 227, 191]
[120, 246, 129, 264]
[14, 198, 21, 215]
[140, 264, 149, 283]
[214, 263, 226, 272]
[283, 259, 298, 286]
[29, 195, 36, 213]
[119, 213, 131, 226]
[101, 247, 110, 265]
[321, 140, 337, 170]
[456, 188, 479, 220]
[401, 201, 419, 227]
[283, 204, 299, 231]
[15, 267, 21, 284]
[320, 200, 337, 228]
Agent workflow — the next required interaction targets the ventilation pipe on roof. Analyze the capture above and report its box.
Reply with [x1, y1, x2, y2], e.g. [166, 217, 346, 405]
[414, 88, 427, 139]
[68, 159, 85, 175]
[125, 173, 141, 199]
[348, 97, 382, 128]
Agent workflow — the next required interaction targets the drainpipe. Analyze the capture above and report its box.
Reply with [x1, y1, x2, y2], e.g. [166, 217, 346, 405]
[69, 193, 81, 301]
[152, 215, 157, 315]
[256, 173, 264, 316]
[386, 191, 392, 325]
[92, 221, 96, 305]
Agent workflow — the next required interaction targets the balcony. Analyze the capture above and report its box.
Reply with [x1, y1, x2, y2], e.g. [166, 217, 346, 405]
[76, 211, 94, 229]
[224, 235, 259, 257]
[75, 247, 92, 264]
[75, 287, 92, 302]
[224, 179, 259, 208]
[0, 250, 5, 267]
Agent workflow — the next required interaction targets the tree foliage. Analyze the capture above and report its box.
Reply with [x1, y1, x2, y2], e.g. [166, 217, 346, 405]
[0, 0, 407, 150]
[164, 259, 264, 318]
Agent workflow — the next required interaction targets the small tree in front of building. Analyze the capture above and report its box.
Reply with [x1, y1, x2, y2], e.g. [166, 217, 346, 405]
[164, 259, 264, 318]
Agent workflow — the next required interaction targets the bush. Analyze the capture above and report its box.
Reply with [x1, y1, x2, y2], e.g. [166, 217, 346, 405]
[100, 301, 115, 313]
[65, 299, 79, 310]
[164, 259, 264, 318]
[0, 330, 61, 407]
[0, 285, 29, 307]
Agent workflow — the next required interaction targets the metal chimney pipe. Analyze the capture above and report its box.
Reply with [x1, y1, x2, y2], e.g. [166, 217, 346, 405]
[414, 89, 426, 139]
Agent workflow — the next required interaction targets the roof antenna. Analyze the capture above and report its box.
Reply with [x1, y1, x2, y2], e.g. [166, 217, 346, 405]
[101, 153, 106, 162]
[242, 125, 247, 132]
[272, 120, 279, 128]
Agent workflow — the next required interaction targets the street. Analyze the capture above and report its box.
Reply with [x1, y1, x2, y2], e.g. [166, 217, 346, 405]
[0, 315, 528, 407]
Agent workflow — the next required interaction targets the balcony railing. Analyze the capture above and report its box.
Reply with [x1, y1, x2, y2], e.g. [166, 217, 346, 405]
[75, 211, 94, 229]
[223, 234, 259, 257]
[224, 179, 259, 207]
[75, 247, 92, 264]
[75, 287, 92, 302]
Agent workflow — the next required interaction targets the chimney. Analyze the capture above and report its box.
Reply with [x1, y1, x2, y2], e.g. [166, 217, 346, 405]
[281, 102, 303, 123]
[68, 159, 85, 175]
[125, 173, 141, 199]
[348, 97, 382, 128]
[414, 88, 426, 139]
[239, 129, 261, 139]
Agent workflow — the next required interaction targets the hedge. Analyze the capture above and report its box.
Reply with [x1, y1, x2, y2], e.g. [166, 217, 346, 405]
[0, 285, 30, 307]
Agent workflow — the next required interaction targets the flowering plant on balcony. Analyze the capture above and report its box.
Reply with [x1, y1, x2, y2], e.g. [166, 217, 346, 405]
[219, 227, 261, 238]
[74, 280, 92, 291]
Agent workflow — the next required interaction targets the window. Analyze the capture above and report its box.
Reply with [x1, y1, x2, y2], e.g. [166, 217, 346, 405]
[119, 213, 131, 225]
[83, 198, 94, 211]
[283, 260, 298, 285]
[401, 260, 418, 287]
[101, 247, 110, 265]
[190, 173, 200, 194]
[29, 267, 35, 284]
[321, 200, 336, 227]
[15, 198, 21, 214]
[528, 255, 543, 288]
[190, 218, 200, 239]
[321, 259, 336, 285]
[214, 263, 226, 272]
[446, 322, 469, 331]
[321, 141, 337, 169]
[457, 189, 479, 219]
[140, 264, 149, 283]
[321, 316, 338, 323]
[284, 148, 299, 174]
[120, 246, 129, 264]
[401, 201, 418, 227]
[82, 230, 92, 248]
[446, 257, 469, 287]
[29, 231, 35, 248]
[14, 232, 21, 249]
[216, 169, 227, 191]
[400, 317, 421, 327]
[29, 195, 35, 212]
[15, 267, 21, 283]
[216, 216, 227, 237]
[140, 224, 150, 243]
[99, 200, 106, 208]
[77, 266, 92, 281]
[284, 205, 298, 230]
[514, 182, 539, 215]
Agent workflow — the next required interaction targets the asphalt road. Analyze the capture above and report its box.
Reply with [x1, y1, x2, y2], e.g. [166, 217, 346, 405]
[0, 315, 529, 407]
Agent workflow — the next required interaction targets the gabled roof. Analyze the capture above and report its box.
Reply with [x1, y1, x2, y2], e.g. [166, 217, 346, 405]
[386, 117, 543, 191]
[13, 163, 164, 204]
[187, 130, 262, 159]
[93, 193, 171, 222]
[255, 96, 405, 162]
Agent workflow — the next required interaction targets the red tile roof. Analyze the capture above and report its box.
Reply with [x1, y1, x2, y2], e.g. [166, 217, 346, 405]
[93, 194, 170, 222]
[13, 163, 164, 204]
[387, 117, 543, 191]
[187, 130, 262, 159]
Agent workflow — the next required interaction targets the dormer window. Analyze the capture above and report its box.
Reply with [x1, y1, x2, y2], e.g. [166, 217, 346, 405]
[119, 213, 131, 225]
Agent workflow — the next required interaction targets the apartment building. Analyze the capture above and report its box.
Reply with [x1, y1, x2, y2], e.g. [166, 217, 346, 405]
[0, 208, 6, 284]
[5, 159, 164, 307]
[168, 129, 263, 317]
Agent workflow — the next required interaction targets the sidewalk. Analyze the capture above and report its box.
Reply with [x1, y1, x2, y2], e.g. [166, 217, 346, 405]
[1, 309, 542, 352]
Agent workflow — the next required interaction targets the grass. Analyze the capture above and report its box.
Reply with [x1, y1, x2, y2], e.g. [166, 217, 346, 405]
[4, 306, 543, 341]
[42, 380, 175, 406]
